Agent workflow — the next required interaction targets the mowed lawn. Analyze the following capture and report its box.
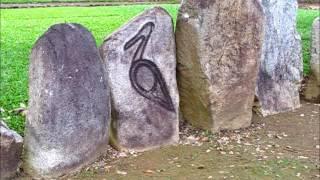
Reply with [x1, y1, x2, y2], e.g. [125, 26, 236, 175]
[0, 5, 319, 134]
[1, 0, 179, 4]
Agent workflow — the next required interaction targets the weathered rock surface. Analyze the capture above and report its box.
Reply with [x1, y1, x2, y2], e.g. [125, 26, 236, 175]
[311, 18, 320, 82]
[305, 17, 320, 102]
[0, 121, 23, 179]
[100, 7, 179, 151]
[256, 0, 303, 116]
[176, 0, 264, 132]
[25, 23, 110, 178]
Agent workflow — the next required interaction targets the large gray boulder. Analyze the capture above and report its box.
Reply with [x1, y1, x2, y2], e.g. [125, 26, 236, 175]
[0, 121, 23, 179]
[176, 0, 264, 132]
[256, 0, 303, 116]
[25, 23, 110, 178]
[305, 17, 320, 102]
[100, 7, 179, 152]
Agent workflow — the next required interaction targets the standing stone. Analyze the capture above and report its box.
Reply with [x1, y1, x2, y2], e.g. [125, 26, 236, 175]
[311, 18, 320, 82]
[0, 121, 23, 179]
[25, 23, 110, 178]
[176, 0, 264, 132]
[304, 17, 320, 102]
[256, 0, 303, 116]
[100, 7, 179, 151]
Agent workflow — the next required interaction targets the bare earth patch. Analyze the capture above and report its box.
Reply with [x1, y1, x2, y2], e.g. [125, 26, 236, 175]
[16, 101, 319, 179]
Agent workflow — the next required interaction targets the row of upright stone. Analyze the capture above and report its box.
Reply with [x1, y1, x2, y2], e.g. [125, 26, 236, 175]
[24, 7, 179, 178]
[256, 0, 303, 116]
[19, 0, 316, 178]
[25, 24, 111, 177]
[176, 0, 304, 131]
[176, 0, 264, 132]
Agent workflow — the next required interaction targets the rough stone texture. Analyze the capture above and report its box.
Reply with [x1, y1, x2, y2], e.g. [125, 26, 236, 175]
[311, 18, 320, 83]
[0, 121, 23, 179]
[25, 23, 110, 178]
[100, 7, 179, 152]
[176, 0, 264, 132]
[256, 0, 303, 116]
[305, 17, 320, 102]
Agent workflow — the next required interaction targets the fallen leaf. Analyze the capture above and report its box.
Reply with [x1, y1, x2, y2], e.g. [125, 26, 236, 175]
[104, 166, 112, 172]
[201, 137, 209, 142]
[298, 156, 309, 159]
[143, 170, 155, 174]
[118, 152, 127, 157]
[116, 170, 127, 175]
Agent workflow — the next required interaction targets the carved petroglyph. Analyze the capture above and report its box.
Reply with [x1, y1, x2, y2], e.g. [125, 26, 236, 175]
[125, 22, 175, 112]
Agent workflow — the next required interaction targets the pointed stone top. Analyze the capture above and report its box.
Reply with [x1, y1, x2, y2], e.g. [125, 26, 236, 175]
[0, 120, 23, 143]
[103, 7, 172, 42]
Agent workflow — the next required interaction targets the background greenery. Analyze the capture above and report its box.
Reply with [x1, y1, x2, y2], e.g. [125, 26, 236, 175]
[297, 9, 320, 74]
[1, 0, 179, 4]
[0, 5, 319, 134]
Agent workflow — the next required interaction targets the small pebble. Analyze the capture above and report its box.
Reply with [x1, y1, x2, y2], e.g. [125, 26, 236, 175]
[220, 151, 226, 155]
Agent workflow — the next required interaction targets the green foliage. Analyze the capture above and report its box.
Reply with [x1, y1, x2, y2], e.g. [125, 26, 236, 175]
[0, 6, 318, 134]
[297, 9, 319, 75]
[1, 0, 180, 4]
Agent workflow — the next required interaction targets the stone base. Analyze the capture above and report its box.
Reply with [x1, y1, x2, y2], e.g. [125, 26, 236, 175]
[304, 75, 320, 103]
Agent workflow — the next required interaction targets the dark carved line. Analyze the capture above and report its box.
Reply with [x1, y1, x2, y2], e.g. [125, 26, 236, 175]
[124, 22, 175, 112]
[124, 22, 154, 61]
[130, 60, 175, 112]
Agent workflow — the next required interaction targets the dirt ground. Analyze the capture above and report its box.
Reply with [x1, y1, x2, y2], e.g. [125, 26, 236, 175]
[17, 101, 317, 180]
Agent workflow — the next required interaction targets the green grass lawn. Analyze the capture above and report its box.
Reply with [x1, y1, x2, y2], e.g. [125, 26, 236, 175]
[1, 0, 179, 4]
[297, 9, 320, 74]
[0, 6, 319, 134]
